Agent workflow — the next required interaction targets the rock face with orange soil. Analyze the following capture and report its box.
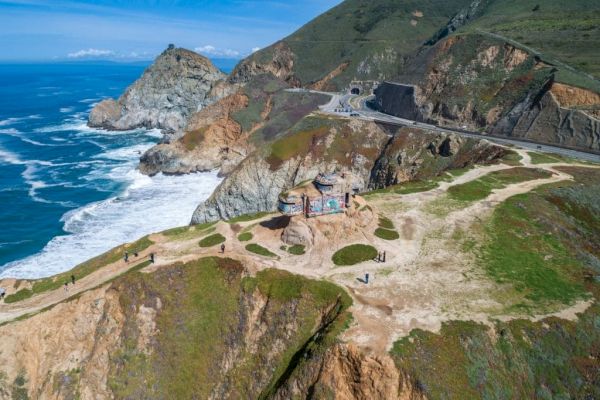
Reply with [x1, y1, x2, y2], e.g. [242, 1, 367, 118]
[138, 91, 250, 176]
[191, 116, 506, 224]
[88, 46, 228, 134]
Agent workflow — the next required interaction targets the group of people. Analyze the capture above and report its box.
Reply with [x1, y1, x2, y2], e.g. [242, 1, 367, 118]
[376, 251, 386, 263]
[124, 251, 155, 264]
[63, 274, 76, 292]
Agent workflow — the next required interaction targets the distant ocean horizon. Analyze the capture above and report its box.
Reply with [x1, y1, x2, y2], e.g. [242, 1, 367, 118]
[0, 59, 232, 278]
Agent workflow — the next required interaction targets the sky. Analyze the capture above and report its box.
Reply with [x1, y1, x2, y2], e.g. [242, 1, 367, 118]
[0, 0, 343, 62]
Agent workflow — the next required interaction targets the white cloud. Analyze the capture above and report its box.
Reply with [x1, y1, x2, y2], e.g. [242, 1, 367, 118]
[194, 45, 240, 59]
[67, 48, 115, 59]
[251, 47, 261, 53]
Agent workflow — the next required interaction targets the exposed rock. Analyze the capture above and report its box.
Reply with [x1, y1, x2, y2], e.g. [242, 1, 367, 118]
[88, 46, 228, 133]
[191, 118, 506, 224]
[282, 218, 314, 247]
[273, 343, 427, 400]
[229, 41, 298, 86]
[139, 92, 250, 176]
[490, 83, 600, 151]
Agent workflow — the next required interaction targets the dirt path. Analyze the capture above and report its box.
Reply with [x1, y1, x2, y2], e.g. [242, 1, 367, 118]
[1, 160, 598, 355]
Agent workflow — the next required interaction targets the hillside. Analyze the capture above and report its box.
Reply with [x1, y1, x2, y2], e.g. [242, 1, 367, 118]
[1, 152, 599, 399]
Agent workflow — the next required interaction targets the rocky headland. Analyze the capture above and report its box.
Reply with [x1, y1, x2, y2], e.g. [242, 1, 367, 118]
[88, 45, 230, 134]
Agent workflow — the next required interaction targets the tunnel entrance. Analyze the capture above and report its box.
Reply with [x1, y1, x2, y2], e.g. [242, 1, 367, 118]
[350, 87, 361, 95]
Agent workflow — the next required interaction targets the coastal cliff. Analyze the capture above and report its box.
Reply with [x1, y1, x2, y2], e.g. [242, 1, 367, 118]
[191, 116, 506, 224]
[88, 46, 228, 134]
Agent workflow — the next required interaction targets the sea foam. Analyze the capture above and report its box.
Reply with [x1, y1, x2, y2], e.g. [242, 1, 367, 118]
[0, 170, 221, 279]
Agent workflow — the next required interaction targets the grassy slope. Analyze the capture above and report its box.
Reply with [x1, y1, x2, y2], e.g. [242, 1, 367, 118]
[4, 236, 154, 304]
[460, 0, 600, 82]
[108, 257, 351, 399]
[245, 0, 473, 88]
[391, 166, 600, 399]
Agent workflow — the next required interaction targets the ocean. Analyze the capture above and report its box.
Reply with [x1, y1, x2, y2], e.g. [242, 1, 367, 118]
[0, 61, 227, 279]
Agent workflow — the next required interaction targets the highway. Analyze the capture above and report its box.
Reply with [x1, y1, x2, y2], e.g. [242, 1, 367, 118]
[294, 88, 600, 163]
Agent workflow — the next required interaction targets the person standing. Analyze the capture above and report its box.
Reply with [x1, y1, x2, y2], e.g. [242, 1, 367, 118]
[71, 275, 76, 285]
[150, 253, 155, 264]
[64, 282, 69, 293]
[124, 251, 129, 263]
[0, 287, 6, 300]
[221, 243, 226, 254]
[365, 273, 369, 284]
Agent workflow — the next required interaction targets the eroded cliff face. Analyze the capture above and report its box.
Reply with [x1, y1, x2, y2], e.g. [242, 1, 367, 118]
[191, 117, 506, 224]
[230, 42, 298, 86]
[376, 34, 600, 152]
[88, 46, 229, 134]
[0, 258, 376, 399]
[491, 82, 600, 151]
[138, 91, 250, 176]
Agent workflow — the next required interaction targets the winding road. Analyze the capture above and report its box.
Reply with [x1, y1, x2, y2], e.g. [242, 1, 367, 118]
[287, 88, 600, 163]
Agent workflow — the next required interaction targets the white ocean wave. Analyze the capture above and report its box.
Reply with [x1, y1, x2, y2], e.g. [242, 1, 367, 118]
[0, 171, 221, 279]
[0, 115, 42, 127]
[60, 107, 75, 113]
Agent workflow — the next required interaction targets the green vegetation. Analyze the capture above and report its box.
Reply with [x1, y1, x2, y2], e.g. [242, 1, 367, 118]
[246, 244, 277, 258]
[375, 228, 400, 240]
[448, 167, 552, 202]
[227, 212, 271, 224]
[108, 257, 351, 398]
[482, 193, 587, 305]
[391, 306, 600, 399]
[246, 0, 476, 88]
[500, 151, 523, 166]
[287, 244, 306, 255]
[4, 236, 154, 303]
[163, 222, 217, 240]
[237, 232, 253, 242]
[3, 288, 33, 304]
[332, 244, 378, 266]
[528, 152, 566, 164]
[378, 216, 394, 230]
[198, 233, 226, 248]
[375, 216, 400, 240]
[180, 127, 207, 151]
[460, 0, 600, 84]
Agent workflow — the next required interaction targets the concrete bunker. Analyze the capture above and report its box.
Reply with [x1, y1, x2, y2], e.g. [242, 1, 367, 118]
[278, 173, 360, 218]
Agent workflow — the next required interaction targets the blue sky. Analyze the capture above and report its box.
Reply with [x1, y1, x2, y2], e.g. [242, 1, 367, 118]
[0, 0, 343, 62]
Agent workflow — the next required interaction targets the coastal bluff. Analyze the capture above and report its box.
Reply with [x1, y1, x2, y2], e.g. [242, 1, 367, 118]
[88, 45, 227, 134]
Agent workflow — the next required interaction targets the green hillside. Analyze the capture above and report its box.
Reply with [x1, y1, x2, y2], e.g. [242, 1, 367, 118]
[234, 0, 600, 91]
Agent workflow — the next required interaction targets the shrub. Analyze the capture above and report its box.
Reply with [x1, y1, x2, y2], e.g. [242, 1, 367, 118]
[3, 288, 33, 304]
[199, 234, 226, 248]
[246, 244, 277, 258]
[378, 216, 395, 229]
[332, 244, 378, 266]
[237, 232, 253, 242]
[227, 212, 271, 224]
[375, 228, 400, 240]
[288, 244, 306, 255]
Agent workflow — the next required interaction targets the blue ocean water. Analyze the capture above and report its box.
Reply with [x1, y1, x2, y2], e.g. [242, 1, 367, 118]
[0, 62, 225, 278]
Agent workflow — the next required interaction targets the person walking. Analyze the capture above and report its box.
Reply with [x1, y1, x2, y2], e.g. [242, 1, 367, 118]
[365, 273, 370, 284]
[382, 251, 386, 263]
[64, 282, 69, 293]
[124, 251, 129, 263]
[150, 253, 155, 264]
[71, 275, 76, 285]
[221, 243, 226, 254]
[0, 287, 6, 300]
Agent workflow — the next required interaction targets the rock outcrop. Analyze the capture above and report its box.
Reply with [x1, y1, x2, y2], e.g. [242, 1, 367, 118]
[88, 46, 228, 134]
[375, 33, 600, 153]
[191, 118, 506, 224]
[491, 82, 600, 151]
[139, 92, 250, 176]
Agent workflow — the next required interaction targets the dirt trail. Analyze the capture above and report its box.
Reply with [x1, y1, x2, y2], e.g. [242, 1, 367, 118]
[1, 158, 598, 356]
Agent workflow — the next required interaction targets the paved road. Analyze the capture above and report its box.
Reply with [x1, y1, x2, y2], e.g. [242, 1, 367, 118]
[286, 88, 600, 163]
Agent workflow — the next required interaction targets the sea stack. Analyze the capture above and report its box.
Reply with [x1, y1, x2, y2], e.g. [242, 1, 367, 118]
[88, 45, 227, 134]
